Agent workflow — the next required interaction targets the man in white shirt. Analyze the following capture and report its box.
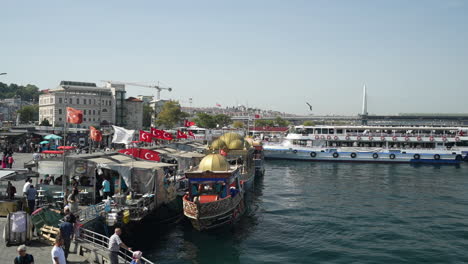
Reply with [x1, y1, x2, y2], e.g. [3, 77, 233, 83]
[51, 238, 66, 264]
[22, 178, 32, 196]
[108, 228, 131, 264]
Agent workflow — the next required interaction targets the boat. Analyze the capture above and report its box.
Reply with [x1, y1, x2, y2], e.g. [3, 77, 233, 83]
[263, 125, 468, 164]
[183, 154, 245, 231]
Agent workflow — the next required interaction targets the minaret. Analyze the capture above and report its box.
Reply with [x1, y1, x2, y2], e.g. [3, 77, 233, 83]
[361, 84, 368, 116]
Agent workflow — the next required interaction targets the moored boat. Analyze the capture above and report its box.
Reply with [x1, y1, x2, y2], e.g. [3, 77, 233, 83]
[183, 154, 245, 231]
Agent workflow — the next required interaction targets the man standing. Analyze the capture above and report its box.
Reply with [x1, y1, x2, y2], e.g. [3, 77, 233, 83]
[14, 245, 34, 264]
[25, 185, 37, 214]
[22, 178, 31, 196]
[108, 228, 131, 264]
[51, 237, 66, 264]
[102, 178, 111, 199]
[59, 215, 74, 260]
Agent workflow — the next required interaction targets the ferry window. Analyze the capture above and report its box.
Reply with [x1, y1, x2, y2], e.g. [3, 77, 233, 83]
[336, 129, 343, 134]
[314, 129, 321, 134]
[305, 128, 314, 134]
[323, 129, 328, 135]
[329, 129, 335, 134]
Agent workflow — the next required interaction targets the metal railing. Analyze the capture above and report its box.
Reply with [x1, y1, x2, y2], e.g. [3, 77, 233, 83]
[79, 227, 155, 264]
[77, 202, 105, 224]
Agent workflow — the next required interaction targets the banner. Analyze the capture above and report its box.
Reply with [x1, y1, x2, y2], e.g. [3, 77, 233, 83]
[112, 125, 135, 144]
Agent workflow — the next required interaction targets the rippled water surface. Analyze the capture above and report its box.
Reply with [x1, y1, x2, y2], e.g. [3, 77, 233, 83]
[132, 161, 468, 264]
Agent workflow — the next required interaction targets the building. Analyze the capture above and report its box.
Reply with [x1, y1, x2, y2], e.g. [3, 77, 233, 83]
[39, 81, 115, 128]
[124, 97, 143, 130]
[136, 95, 154, 105]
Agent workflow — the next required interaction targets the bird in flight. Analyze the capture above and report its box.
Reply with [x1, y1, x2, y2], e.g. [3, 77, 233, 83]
[306, 102, 312, 112]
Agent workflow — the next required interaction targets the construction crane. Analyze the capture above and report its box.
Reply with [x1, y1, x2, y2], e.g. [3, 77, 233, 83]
[102, 80, 173, 100]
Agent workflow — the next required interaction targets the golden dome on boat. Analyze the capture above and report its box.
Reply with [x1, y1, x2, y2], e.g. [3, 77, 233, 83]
[219, 132, 243, 145]
[228, 139, 244, 150]
[210, 139, 227, 150]
[198, 154, 230, 172]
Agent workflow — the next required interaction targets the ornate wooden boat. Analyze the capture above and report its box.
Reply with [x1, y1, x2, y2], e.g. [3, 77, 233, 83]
[183, 154, 245, 231]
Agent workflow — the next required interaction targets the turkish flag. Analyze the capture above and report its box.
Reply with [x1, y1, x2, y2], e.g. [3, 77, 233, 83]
[254, 114, 260, 119]
[89, 126, 102, 142]
[139, 130, 152, 142]
[139, 149, 160, 161]
[150, 127, 164, 139]
[177, 130, 188, 139]
[118, 148, 140, 157]
[219, 149, 227, 156]
[162, 130, 174, 141]
[184, 120, 196, 127]
[66, 107, 83, 124]
[188, 130, 195, 138]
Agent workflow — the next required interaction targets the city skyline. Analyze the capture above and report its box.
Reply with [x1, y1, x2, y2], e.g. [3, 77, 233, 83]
[2, 0, 468, 115]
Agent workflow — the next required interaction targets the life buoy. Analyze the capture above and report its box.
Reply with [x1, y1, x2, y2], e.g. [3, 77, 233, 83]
[413, 154, 420, 160]
[334, 136, 339, 140]
[434, 154, 440, 160]
[350, 153, 357, 158]
[389, 154, 396, 159]
[345, 135, 350, 140]
[455, 137, 460, 142]
[429, 136, 435, 142]
[327, 135, 332, 140]
[315, 135, 320, 140]
[310, 152, 317, 158]
[442, 136, 447, 142]
[380, 136, 386, 141]
[357, 136, 362, 141]
[392, 136, 397, 141]
[372, 153, 379, 159]
[368, 136, 374, 141]
[405, 136, 410, 141]
[417, 136, 422, 141]
[332, 152, 339, 158]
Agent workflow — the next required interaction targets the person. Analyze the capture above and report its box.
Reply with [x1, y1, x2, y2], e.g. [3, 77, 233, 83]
[7, 154, 14, 168]
[51, 237, 66, 264]
[25, 185, 37, 214]
[108, 228, 131, 264]
[1, 155, 6, 168]
[74, 214, 81, 240]
[102, 178, 111, 199]
[67, 187, 80, 213]
[14, 244, 34, 264]
[22, 178, 32, 196]
[130, 251, 145, 264]
[63, 207, 77, 224]
[59, 215, 74, 260]
[6, 181, 16, 200]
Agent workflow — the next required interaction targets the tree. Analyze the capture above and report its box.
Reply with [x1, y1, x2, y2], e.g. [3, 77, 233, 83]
[143, 104, 154, 128]
[275, 116, 289, 127]
[232, 121, 244, 128]
[17, 105, 39, 123]
[303, 120, 315, 126]
[155, 101, 189, 128]
[193, 113, 217, 128]
[255, 119, 275, 127]
[213, 114, 231, 127]
[40, 118, 51, 126]
[0, 82, 41, 102]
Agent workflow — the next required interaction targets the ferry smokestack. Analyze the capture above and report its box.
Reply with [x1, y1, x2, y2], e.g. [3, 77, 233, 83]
[361, 84, 368, 116]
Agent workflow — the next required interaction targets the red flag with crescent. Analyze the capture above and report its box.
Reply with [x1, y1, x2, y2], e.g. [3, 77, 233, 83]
[139, 130, 152, 142]
[150, 127, 164, 139]
[118, 148, 140, 157]
[177, 130, 188, 139]
[188, 130, 195, 138]
[139, 149, 160, 161]
[89, 126, 102, 142]
[184, 120, 196, 127]
[162, 130, 174, 141]
[66, 107, 83, 124]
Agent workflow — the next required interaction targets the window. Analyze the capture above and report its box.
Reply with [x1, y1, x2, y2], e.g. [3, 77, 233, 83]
[83, 98, 86, 105]
[77, 98, 80, 104]
[51, 98, 54, 104]
[59, 118, 62, 121]
[84, 118, 87, 121]
[93, 110, 96, 115]
[83, 110, 86, 115]
[102, 109, 108, 112]
[59, 109, 62, 115]
[94, 99, 96, 105]
[59, 98, 62, 104]
[89, 99, 91, 104]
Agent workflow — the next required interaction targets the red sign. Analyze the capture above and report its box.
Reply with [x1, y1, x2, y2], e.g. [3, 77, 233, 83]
[139, 130, 152, 142]
[66, 107, 83, 124]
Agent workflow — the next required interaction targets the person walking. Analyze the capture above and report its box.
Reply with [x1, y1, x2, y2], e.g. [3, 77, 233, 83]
[25, 185, 37, 214]
[59, 215, 74, 261]
[67, 187, 80, 214]
[7, 154, 14, 168]
[108, 228, 131, 264]
[14, 245, 34, 264]
[51, 237, 66, 264]
[102, 178, 111, 199]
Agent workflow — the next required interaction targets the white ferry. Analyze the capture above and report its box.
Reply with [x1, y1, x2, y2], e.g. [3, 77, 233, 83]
[263, 125, 468, 164]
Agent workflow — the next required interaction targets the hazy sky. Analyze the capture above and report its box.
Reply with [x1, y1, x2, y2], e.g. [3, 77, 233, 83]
[2, 0, 467, 115]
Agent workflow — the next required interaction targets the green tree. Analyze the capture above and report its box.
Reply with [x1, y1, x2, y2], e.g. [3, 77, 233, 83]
[0, 82, 41, 101]
[193, 113, 217, 128]
[303, 120, 315, 126]
[17, 105, 39, 123]
[213, 114, 231, 127]
[232, 121, 245, 128]
[143, 104, 154, 128]
[275, 116, 289, 127]
[155, 101, 189, 128]
[255, 119, 275, 127]
[40, 118, 51, 126]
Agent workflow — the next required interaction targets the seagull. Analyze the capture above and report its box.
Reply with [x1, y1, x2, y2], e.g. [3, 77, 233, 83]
[306, 102, 312, 112]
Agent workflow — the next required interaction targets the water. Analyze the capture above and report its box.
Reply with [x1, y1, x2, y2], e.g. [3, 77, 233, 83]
[131, 161, 468, 263]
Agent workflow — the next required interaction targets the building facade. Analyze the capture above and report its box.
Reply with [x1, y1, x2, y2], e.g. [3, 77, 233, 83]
[124, 97, 143, 130]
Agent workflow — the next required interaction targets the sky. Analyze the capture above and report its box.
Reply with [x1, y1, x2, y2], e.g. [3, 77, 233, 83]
[1, 0, 468, 115]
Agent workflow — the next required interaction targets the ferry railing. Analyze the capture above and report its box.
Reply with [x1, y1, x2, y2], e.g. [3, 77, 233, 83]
[77, 201, 106, 224]
[79, 227, 155, 264]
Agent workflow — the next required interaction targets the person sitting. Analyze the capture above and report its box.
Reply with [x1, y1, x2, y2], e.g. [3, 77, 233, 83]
[130, 251, 145, 264]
